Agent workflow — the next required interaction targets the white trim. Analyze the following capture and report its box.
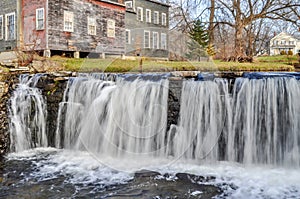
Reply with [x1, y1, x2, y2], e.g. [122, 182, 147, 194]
[5, 12, 15, 41]
[125, 29, 131, 44]
[87, 16, 97, 35]
[161, 33, 167, 50]
[144, 30, 150, 48]
[154, 11, 159, 24]
[64, 11, 74, 32]
[125, 1, 133, 9]
[107, 19, 115, 38]
[146, 9, 151, 23]
[0, 15, 3, 40]
[153, 32, 159, 49]
[162, 13, 167, 26]
[36, 8, 45, 30]
[137, 7, 143, 21]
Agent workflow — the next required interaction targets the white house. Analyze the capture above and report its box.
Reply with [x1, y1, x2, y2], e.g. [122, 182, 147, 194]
[270, 32, 300, 55]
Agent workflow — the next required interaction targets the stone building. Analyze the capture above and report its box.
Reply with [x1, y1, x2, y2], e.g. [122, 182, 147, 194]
[270, 32, 300, 55]
[1, 0, 126, 58]
[0, 0, 22, 52]
[125, 0, 170, 58]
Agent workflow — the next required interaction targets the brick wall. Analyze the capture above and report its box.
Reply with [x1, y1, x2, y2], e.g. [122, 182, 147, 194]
[22, 0, 47, 51]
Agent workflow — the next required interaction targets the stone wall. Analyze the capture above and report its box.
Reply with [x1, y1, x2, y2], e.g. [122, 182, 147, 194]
[35, 75, 70, 147]
[0, 74, 18, 156]
[167, 77, 182, 131]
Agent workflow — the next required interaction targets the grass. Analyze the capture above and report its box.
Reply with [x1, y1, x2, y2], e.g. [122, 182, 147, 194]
[256, 55, 298, 64]
[50, 55, 295, 73]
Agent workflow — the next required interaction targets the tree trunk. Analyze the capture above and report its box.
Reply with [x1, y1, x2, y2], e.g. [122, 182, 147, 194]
[235, 22, 244, 59]
[208, 0, 215, 45]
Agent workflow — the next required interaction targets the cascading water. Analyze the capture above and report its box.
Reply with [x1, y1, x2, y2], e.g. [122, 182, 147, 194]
[56, 74, 169, 158]
[171, 76, 300, 167]
[229, 76, 300, 166]
[169, 79, 232, 162]
[4, 72, 300, 199]
[9, 74, 48, 152]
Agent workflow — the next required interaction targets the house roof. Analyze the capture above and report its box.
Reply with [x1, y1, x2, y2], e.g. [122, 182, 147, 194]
[146, 0, 171, 7]
[97, 0, 126, 7]
[271, 32, 297, 41]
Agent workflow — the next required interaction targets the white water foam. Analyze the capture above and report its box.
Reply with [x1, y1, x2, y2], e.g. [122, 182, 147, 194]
[7, 148, 300, 199]
[9, 74, 48, 152]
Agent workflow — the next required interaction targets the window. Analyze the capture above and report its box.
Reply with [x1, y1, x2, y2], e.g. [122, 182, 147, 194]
[154, 11, 159, 24]
[107, 19, 115, 38]
[125, 1, 133, 9]
[289, 41, 294, 45]
[88, 17, 96, 35]
[5, 12, 15, 40]
[0, 15, 3, 40]
[153, 32, 159, 49]
[162, 13, 167, 26]
[146, 9, 151, 23]
[137, 7, 143, 21]
[144, 31, 150, 48]
[161, 33, 167, 49]
[126, 29, 131, 44]
[64, 11, 74, 32]
[36, 8, 44, 30]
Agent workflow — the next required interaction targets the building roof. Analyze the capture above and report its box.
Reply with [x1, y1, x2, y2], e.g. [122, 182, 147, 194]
[271, 32, 297, 41]
[97, 0, 126, 7]
[146, 0, 171, 7]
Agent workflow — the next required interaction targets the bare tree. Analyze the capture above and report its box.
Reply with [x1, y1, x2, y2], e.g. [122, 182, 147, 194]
[215, 0, 300, 59]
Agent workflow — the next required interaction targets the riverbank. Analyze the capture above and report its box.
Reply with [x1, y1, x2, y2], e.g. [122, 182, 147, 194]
[53, 55, 296, 72]
[0, 54, 298, 73]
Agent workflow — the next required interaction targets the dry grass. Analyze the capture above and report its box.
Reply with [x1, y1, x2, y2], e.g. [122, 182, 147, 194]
[48, 56, 295, 73]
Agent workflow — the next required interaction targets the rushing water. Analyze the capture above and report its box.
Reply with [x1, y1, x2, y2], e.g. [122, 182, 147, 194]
[8, 74, 48, 152]
[2, 73, 300, 198]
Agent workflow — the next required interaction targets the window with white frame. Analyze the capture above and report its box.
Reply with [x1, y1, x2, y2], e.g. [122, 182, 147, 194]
[144, 31, 150, 48]
[88, 17, 96, 35]
[146, 9, 151, 23]
[125, 1, 133, 9]
[125, 29, 131, 44]
[107, 19, 115, 38]
[5, 12, 15, 40]
[154, 11, 159, 24]
[0, 15, 3, 40]
[36, 8, 44, 30]
[162, 13, 167, 26]
[161, 33, 167, 49]
[153, 32, 159, 49]
[137, 7, 143, 21]
[64, 11, 74, 32]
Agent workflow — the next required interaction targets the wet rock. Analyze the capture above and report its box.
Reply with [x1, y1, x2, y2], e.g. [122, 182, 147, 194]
[134, 170, 160, 178]
[111, 171, 221, 199]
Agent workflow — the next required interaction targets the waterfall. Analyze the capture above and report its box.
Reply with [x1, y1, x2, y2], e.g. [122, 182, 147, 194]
[170, 79, 232, 162]
[173, 76, 300, 167]
[55, 75, 169, 158]
[8, 72, 300, 168]
[9, 74, 48, 152]
[229, 77, 300, 166]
